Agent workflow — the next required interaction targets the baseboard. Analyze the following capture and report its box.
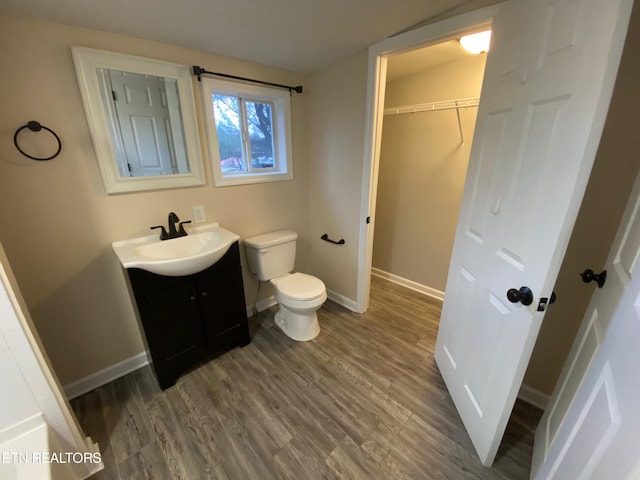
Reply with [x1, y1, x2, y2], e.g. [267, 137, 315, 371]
[247, 289, 358, 314]
[246, 296, 278, 317]
[518, 383, 550, 410]
[326, 288, 358, 312]
[63, 352, 150, 400]
[371, 268, 445, 302]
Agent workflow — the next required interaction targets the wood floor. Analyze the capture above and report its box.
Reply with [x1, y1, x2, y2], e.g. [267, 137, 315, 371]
[71, 276, 542, 480]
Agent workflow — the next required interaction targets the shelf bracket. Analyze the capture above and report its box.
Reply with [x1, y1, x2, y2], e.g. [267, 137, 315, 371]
[455, 102, 465, 147]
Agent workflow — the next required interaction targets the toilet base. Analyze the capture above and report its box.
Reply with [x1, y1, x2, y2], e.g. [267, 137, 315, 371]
[274, 305, 320, 341]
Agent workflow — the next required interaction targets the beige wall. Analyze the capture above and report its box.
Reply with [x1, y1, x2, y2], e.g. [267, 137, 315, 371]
[523, 2, 640, 395]
[306, 50, 369, 304]
[373, 55, 486, 292]
[0, 16, 309, 384]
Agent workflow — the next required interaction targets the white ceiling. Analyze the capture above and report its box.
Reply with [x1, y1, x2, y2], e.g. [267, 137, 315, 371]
[386, 40, 474, 81]
[0, 0, 477, 73]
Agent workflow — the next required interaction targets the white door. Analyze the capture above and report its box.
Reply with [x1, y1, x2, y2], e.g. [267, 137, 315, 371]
[109, 70, 177, 177]
[531, 172, 640, 479]
[434, 0, 634, 466]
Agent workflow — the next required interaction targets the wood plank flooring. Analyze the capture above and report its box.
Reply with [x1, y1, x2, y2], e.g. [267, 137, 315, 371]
[71, 276, 542, 479]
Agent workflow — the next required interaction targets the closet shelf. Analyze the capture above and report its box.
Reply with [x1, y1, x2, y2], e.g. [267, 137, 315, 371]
[383, 97, 480, 116]
[384, 97, 480, 147]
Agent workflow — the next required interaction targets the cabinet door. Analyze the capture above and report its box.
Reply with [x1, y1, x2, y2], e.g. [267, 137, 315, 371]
[139, 281, 207, 376]
[197, 265, 248, 350]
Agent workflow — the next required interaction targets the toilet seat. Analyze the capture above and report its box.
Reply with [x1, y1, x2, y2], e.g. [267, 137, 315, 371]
[273, 273, 325, 301]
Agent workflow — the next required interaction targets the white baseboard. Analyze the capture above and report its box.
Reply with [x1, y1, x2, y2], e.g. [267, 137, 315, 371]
[246, 296, 278, 317]
[63, 352, 150, 400]
[371, 268, 445, 302]
[247, 290, 358, 314]
[518, 383, 550, 410]
[326, 288, 358, 312]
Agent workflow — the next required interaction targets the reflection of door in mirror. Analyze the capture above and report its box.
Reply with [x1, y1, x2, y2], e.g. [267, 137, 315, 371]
[72, 46, 205, 193]
[98, 69, 190, 177]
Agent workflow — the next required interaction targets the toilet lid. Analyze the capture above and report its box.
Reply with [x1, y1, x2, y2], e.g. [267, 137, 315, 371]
[276, 273, 325, 301]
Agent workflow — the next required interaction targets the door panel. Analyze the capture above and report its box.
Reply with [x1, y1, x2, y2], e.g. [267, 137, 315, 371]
[435, 0, 633, 466]
[498, 96, 570, 270]
[539, 1, 581, 65]
[546, 309, 600, 441]
[549, 364, 621, 480]
[466, 108, 512, 244]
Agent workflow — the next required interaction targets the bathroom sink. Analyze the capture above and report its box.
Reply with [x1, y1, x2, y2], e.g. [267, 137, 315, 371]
[112, 223, 239, 276]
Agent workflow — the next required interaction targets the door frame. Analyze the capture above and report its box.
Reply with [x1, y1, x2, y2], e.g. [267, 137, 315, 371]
[355, 3, 504, 313]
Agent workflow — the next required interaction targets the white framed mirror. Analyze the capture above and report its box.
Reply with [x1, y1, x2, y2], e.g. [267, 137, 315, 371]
[72, 47, 205, 194]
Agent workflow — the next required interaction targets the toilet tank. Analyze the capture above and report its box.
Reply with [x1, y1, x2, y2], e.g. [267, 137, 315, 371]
[244, 230, 298, 281]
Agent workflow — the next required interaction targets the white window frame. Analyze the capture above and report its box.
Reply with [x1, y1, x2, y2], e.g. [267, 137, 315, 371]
[201, 77, 293, 186]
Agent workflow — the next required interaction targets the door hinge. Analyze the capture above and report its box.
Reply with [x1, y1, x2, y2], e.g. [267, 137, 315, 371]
[366, 216, 370, 224]
[112, 90, 117, 101]
[537, 291, 557, 312]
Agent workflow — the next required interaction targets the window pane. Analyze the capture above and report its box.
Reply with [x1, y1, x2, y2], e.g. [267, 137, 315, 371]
[212, 94, 245, 173]
[246, 101, 275, 169]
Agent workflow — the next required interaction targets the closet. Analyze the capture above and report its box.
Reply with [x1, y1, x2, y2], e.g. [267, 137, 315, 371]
[372, 43, 486, 299]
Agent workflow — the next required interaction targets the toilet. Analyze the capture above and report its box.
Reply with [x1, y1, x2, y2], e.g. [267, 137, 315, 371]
[244, 230, 327, 341]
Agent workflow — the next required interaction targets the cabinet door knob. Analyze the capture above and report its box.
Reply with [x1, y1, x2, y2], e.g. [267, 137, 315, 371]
[201, 291, 208, 297]
[190, 295, 197, 302]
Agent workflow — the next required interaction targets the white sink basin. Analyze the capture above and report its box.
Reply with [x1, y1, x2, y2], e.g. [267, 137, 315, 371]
[112, 222, 239, 276]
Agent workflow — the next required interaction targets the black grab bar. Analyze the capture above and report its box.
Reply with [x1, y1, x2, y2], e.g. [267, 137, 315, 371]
[321, 234, 345, 245]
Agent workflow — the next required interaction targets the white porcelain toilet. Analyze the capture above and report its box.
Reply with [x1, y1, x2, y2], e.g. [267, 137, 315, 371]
[244, 230, 327, 341]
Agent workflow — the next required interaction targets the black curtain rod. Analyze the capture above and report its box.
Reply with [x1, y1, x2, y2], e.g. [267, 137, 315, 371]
[192, 66, 303, 94]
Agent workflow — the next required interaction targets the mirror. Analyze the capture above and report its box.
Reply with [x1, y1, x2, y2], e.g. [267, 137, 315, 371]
[72, 47, 205, 194]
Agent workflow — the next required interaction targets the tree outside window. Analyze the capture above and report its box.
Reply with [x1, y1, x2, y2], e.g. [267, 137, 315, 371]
[212, 94, 275, 173]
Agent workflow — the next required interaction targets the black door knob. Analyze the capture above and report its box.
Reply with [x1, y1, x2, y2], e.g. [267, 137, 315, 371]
[580, 269, 606, 288]
[506, 286, 534, 306]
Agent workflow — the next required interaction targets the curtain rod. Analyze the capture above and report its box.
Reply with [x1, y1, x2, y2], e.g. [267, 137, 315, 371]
[192, 66, 303, 94]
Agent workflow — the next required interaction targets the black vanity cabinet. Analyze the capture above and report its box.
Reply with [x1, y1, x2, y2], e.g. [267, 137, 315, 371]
[127, 241, 250, 389]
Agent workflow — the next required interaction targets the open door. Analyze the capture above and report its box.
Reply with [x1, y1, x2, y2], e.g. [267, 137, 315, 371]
[531, 145, 640, 480]
[434, 0, 634, 466]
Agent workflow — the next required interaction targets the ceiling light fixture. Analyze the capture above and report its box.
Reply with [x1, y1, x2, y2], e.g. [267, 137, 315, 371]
[459, 30, 492, 54]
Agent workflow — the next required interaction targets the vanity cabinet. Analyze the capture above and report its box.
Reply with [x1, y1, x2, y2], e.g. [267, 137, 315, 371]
[127, 241, 250, 389]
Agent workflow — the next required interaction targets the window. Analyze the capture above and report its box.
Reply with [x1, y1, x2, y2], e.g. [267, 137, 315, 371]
[201, 78, 293, 186]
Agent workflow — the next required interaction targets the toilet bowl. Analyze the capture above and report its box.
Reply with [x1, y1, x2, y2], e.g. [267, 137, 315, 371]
[244, 231, 327, 341]
[271, 272, 327, 341]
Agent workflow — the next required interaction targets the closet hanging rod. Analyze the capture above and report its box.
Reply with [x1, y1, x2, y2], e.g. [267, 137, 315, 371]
[384, 97, 479, 116]
[192, 66, 303, 94]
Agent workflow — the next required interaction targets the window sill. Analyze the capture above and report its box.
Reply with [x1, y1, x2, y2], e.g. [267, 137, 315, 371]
[212, 171, 294, 187]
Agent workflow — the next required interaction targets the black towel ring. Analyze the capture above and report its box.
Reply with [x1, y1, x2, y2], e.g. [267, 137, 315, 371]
[13, 120, 62, 161]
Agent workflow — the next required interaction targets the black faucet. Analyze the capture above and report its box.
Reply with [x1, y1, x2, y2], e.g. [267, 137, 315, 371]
[167, 212, 180, 238]
[150, 212, 192, 240]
